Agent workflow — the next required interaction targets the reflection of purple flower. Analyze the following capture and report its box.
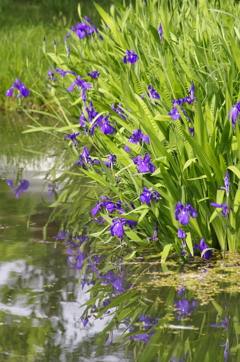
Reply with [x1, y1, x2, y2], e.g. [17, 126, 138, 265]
[48, 182, 57, 196]
[194, 238, 212, 260]
[6, 179, 30, 198]
[175, 202, 198, 225]
[174, 298, 197, 320]
[6, 79, 30, 98]
[123, 50, 139, 65]
[220, 340, 229, 362]
[210, 316, 231, 330]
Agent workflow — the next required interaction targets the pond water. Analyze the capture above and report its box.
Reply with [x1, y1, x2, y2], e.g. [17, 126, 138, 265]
[1, 112, 240, 362]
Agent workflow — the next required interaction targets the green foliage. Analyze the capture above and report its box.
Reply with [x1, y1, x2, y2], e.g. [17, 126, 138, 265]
[27, 0, 240, 258]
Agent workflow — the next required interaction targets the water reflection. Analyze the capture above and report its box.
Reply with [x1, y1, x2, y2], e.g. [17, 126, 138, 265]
[2, 112, 240, 362]
[0, 112, 132, 361]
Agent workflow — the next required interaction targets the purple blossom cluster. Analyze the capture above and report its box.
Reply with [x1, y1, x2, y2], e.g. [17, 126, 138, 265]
[132, 154, 156, 173]
[5, 79, 30, 98]
[128, 129, 150, 146]
[87, 70, 100, 79]
[91, 196, 137, 239]
[123, 50, 139, 65]
[67, 75, 93, 102]
[6, 179, 30, 198]
[80, 101, 116, 135]
[175, 201, 198, 225]
[140, 187, 162, 205]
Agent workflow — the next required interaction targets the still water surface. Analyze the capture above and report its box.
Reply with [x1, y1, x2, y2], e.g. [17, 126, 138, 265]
[1, 112, 240, 362]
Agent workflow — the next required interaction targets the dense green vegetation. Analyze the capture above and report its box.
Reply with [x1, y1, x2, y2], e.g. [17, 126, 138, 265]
[22, 0, 240, 260]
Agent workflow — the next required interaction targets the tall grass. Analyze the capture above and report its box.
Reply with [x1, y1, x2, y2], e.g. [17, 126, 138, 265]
[24, 0, 240, 259]
[0, 0, 111, 109]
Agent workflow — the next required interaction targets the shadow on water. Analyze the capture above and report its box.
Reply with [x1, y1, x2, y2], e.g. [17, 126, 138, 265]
[1, 112, 240, 361]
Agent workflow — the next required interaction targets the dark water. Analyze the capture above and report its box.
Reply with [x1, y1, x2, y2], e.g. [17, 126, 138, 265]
[1, 112, 240, 362]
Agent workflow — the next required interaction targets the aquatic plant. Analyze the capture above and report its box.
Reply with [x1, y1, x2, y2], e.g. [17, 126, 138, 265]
[22, 0, 240, 261]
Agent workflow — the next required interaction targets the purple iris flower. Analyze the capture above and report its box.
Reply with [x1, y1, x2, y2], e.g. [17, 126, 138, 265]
[210, 316, 231, 331]
[64, 132, 80, 146]
[177, 228, 186, 239]
[55, 230, 68, 240]
[100, 119, 115, 135]
[168, 106, 180, 120]
[102, 270, 125, 293]
[71, 22, 95, 39]
[147, 85, 160, 101]
[111, 103, 127, 120]
[76, 147, 94, 169]
[55, 68, 76, 78]
[140, 187, 161, 205]
[175, 202, 198, 225]
[220, 172, 230, 196]
[189, 83, 195, 97]
[188, 127, 194, 136]
[210, 201, 229, 218]
[48, 69, 57, 82]
[123, 50, 139, 65]
[228, 101, 240, 127]
[87, 70, 100, 79]
[6, 79, 30, 98]
[174, 298, 197, 320]
[194, 238, 212, 260]
[6, 179, 30, 198]
[158, 24, 163, 41]
[110, 218, 125, 238]
[147, 227, 158, 241]
[48, 182, 57, 196]
[132, 154, 156, 173]
[124, 145, 131, 152]
[220, 340, 229, 362]
[128, 129, 150, 145]
[67, 75, 92, 93]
